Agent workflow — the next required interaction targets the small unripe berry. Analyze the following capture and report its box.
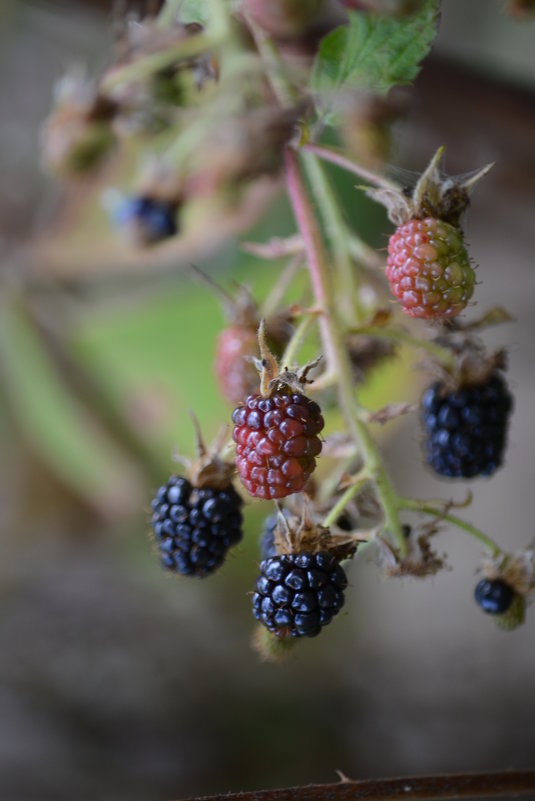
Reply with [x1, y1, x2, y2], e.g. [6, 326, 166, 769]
[386, 217, 475, 320]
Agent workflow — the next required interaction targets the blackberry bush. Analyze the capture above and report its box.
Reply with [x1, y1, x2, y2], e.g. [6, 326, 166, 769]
[40, 0, 534, 667]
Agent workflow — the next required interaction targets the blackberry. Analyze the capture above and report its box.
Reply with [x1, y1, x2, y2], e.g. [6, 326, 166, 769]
[232, 390, 324, 500]
[115, 195, 178, 244]
[474, 578, 514, 615]
[421, 372, 513, 478]
[385, 217, 475, 320]
[252, 551, 348, 638]
[259, 512, 287, 561]
[151, 475, 243, 577]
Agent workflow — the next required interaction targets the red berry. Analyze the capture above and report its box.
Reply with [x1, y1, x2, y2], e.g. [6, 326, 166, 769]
[385, 217, 475, 320]
[232, 390, 324, 499]
[214, 325, 260, 405]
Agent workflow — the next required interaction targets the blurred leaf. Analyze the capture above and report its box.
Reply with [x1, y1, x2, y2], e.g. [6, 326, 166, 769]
[0, 303, 143, 516]
[311, 1, 439, 124]
[177, 0, 209, 24]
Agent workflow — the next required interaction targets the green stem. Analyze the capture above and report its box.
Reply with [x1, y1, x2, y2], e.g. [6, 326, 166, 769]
[283, 147, 407, 557]
[351, 325, 456, 368]
[302, 143, 402, 193]
[280, 313, 315, 371]
[244, 15, 297, 107]
[302, 154, 363, 324]
[398, 497, 502, 558]
[322, 472, 370, 528]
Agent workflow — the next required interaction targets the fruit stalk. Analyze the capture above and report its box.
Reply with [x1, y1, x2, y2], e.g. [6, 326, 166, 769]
[302, 142, 402, 192]
[283, 146, 408, 557]
[398, 497, 502, 558]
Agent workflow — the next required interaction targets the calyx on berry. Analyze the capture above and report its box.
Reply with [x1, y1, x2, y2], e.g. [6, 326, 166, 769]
[366, 146, 493, 227]
[268, 501, 360, 562]
[253, 318, 321, 399]
[175, 413, 236, 491]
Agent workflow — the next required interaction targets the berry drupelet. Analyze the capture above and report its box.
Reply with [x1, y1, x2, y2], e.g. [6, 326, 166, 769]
[421, 371, 513, 478]
[151, 475, 243, 577]
[232, 390, 324, 499]
[252, 551, 348, 638]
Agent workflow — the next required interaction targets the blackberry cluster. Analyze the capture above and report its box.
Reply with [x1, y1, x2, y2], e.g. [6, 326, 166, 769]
[115, 195, 178, 243]
[252, 551, 348, 638]
[151, 475, 243, 577]
[232, 390, 324, 500]
[421, 372, 513, 478]
[474, 578, 514, 615]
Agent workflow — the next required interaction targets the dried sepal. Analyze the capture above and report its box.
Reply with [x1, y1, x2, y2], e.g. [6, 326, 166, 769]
[173, 416, 235, 490]
[270, 500, 361, 563]
[482, 547, 535, 598]
[365, 401, 415, 426]
[366, 147, 493, 227]
[380, 523, 448, 578]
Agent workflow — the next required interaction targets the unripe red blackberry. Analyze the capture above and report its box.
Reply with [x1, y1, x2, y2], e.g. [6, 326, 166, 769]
[368, 148, 493, 319]
[215, 325, 260, 404]
[151, 476, 243, 577]
[252, 550, 348, 638]
[386, 217, 475, 320]
[232, 390, 324, 500]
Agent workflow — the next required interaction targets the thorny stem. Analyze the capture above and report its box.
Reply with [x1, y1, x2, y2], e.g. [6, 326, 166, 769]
[283, 146, 407, 558]
[398, 497, 503, 558]
[174, 770, 535, 801]
[303, 143, 402, 193]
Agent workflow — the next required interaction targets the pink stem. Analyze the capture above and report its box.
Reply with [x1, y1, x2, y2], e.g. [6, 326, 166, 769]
[302, 142, 400, 192]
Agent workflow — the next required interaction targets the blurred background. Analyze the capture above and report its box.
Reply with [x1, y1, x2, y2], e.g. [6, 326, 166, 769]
[0, 1, 534, 800]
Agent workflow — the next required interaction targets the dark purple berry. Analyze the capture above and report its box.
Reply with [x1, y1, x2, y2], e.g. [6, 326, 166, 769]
[474, 578, 515, 615]
[252, 551, 347, 638]
[421, 372, 513, 478]
[150, 475, 242, 577]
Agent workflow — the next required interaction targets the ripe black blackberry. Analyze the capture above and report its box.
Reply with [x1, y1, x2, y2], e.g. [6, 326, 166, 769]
[421, 371, 513, 478]
[474, 578, 514, 615]
[252, 551, 348, 638]
[151, 475, 243, 577]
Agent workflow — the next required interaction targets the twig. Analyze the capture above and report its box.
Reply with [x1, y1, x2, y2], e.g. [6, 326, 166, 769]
[174, 770, 535, 801]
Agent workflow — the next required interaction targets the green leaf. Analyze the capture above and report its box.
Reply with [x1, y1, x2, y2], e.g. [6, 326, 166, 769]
[177, 0, 209, 25]
[311, 1, 439, 124]
[0, 304, 143, 515]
